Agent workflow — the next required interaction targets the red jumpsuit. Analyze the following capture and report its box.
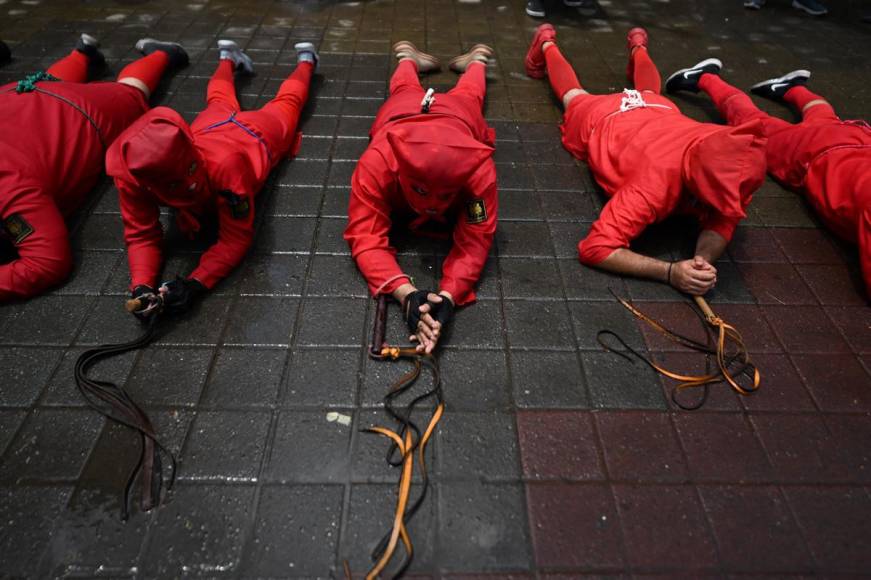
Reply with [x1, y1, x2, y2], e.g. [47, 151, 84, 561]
[542, 43, 768, 266]
[699, 74, 871, 294]
[106, 59, 313, 290]
[343, 60, 497, 306]
[0, 50, 166, 300]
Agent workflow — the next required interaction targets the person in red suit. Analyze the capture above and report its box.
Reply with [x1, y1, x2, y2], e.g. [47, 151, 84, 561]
[343, 42, 497, 353]
[665, 61, 871, 296]
[524, 24, 768, 296]
[0, 35, 187, 301]
[107, 40, 318, 317]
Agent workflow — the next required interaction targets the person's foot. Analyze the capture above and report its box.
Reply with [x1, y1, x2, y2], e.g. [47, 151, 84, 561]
[294, 41, 319, 69]
[135, 38, 189, 68]
[792, 0, 827, 16]
[524, 23, 556, 79]
[744, 0, 766, 9]
[392, 41, 440, 72]
[0, 40, 11, 65]
[449, 44, 493, 73]
[76, 33, 105, 68]
[665, 58, 723, 93]
[750, 69, 811, 99]
[217, 39, 254, 74]
[526, 0, 546, 18]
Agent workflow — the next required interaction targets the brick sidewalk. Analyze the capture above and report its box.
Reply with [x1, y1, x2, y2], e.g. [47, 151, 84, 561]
[0, 0, 869, 577]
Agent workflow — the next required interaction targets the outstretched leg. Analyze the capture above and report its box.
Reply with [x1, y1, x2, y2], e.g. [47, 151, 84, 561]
[543, 43, 586, 106]
[447, 44, 493, 110]
[698, 73, 790, 134]
[626, 28, 660, 94]
[256, 43, 317, 156]
[117, 39, 188, 98]
[46, 34, 103, 83]
[784, 85, 840, 123]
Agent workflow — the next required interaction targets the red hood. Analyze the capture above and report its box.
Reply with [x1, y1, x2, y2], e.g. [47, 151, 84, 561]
[106, 106, 209, 209]
[386, 124, 493, 210]
[683, 119, 767, 219]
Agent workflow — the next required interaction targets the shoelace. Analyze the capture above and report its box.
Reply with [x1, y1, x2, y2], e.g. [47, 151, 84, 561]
[74, 308, 176, 520]
[345, 296, 444, 579]
[597, 290, 760, 410]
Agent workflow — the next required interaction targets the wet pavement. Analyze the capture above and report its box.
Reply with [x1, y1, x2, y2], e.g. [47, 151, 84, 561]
[1, 0, 870, 577]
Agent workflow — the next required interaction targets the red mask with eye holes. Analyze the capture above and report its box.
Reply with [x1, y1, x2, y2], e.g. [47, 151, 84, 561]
[106, 106, 210, 211]
[387, 124, 493, 219]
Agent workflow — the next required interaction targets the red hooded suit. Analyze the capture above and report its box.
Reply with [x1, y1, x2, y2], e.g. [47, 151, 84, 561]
[698, 75, 871, 294]
[106, 59, 312, 290]
[0, 51, 163, 300]
[561, 89, 768, 265]
[343, 60, 497, 306]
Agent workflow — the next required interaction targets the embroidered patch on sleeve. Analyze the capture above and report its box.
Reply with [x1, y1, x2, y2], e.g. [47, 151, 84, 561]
[465, 199, 487, 224]
[3, 213, 35, 244]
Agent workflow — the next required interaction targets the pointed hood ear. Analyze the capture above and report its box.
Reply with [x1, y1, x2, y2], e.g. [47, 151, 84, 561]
[106, 107, 206, 206]
[386, 125, 494, 191]
[683, 119, 768, 219]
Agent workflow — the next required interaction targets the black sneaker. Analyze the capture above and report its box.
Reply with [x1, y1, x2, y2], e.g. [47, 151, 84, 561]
[135, 38, 189, 68]
[792, 0, 827, 16]
[0, 40, 10, 65]
[750, 69, 810, 100]
[665, 58, 723, 94]
[526, 0, 546, 18]
[76, 33, 105, 71]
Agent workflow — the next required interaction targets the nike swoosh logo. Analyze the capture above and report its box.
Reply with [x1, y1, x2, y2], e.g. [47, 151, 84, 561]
[683, 70, 703, 79]
[771, 82, 789, 91]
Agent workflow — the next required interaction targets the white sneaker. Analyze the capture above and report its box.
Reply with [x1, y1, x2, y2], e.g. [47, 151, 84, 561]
[294, 42, 319, 69]
[217, 39, 254, 75]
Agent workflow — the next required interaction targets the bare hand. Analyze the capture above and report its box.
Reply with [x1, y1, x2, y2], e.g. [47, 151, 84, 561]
[670, 256, 717, 295]
[409, 292, 444, 353]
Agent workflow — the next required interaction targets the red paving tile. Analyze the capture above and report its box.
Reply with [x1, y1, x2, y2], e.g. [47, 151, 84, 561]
[595, 412, 689, 482]
[784, 486, 871, 573]
[823, 415, 871, 484]
[613, 484, 718, 570]
[738, 262, 817, 305]
[792, 353, 871, 412]
[796, 264, 867, 306]
[739, 354, 817, 412]
[653, 351, 744, 412]
[764, 306, 852, 354]
[673, 414, 773, 482]
[771, 228, 842, 264]
[516, 411, 605, 481]
[749, 415, 837, 483]
[825, 306, 871, 353]
[700, 486, 813, 573]
[730, 228, 788, 263]
[526, 483, 623, 570]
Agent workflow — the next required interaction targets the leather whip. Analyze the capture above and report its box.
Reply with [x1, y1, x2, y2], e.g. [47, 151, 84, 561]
[74, 298, 176, 520]
[597, 290, 760, 410]
[347, 294, 444, 579]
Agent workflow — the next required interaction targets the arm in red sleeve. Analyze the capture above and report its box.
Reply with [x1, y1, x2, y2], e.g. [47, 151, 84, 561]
[578, 184, 658, 265]
[0, 186, 72, 301]
[343, 149, 410, 297]
[439, 160, 498, 306]
[117, 179, 163, 290]
[188, 193, 255, 289]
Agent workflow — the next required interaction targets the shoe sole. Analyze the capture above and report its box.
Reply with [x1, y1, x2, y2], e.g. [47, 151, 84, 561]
[664, 57, 723, 92]
[135, 38, 183, 54]
[525, 7, 546, 17]
[750, 69, 811, 91]
[449, 44, 493, 72]
[80, 33, 99, 48]
[791, 0, 827, 15]
[393, 41, 441, 71]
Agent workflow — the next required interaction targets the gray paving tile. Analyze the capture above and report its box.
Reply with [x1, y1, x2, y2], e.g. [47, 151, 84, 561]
[266, 410, 352, 483]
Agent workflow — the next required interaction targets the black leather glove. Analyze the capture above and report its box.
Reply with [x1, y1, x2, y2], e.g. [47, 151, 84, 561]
[402, 289, 432, 335]
[428, 293, 455, 328]
[159, 277, 206, 315]
[129, 285, 160, 321]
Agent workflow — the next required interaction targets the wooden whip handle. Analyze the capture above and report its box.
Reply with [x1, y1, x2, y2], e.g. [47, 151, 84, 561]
[693, 295, 716, 321]
[125, 298, 143, 313]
